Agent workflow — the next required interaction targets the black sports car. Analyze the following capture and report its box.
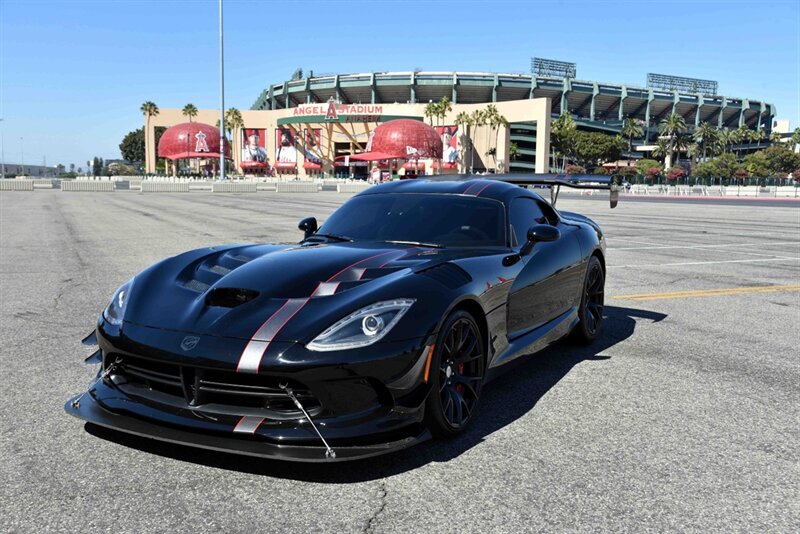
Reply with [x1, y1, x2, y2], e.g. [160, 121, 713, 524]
[66, 175, 617, 461]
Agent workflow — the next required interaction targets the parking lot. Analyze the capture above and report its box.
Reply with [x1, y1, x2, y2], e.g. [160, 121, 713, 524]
[1, 190, 798, 532]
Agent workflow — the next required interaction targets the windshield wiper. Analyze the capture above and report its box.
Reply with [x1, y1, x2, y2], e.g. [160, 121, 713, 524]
[382, 240, 445, 248]
[307, 233, 353, 242]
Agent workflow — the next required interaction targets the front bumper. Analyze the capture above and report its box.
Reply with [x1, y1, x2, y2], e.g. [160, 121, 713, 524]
[65, 391, 430, 462]
[65, 323, 436, 462]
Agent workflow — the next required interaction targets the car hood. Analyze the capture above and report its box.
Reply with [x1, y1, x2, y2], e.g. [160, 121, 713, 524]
[123, 242, 477, 341]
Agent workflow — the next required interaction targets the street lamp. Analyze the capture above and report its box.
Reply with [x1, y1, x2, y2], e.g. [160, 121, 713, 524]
[219, 0, 226, 181]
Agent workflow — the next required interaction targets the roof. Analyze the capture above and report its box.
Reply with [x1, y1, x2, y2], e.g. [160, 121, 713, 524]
[252, 71, 774, 131]
[358, 177, 525, 203]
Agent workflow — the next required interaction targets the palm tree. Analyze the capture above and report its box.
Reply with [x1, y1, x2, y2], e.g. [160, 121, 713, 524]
[659, 113, 687, 168]
[224, 108, 244, 171]
[718, 128, 734, 154]
[454, 111, 472, 173]
[693, 122, 718, 161]
[750, 128, 765, 148]
[509, 142, 520, 163]
[182, 103, 198, 122]
[140, 101, 159, 172]
[621, 118, 644, 168]
[769, 130, 783, 144]
[550, 113, 576, 172]
[652, 138, 669, 163]
[436, 96, 452, 128]
[423, 101, 437, 126]
[469, 109, 487, 173]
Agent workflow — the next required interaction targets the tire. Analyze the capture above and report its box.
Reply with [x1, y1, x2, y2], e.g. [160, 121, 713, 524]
[424, 310, 485, 438]
[572, 255, 605, 344]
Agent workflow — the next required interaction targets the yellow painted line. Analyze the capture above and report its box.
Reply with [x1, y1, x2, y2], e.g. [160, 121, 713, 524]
[613, 285, 800, 301]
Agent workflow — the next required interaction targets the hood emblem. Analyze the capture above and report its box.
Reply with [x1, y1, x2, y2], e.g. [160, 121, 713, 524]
[180, 336, 200, 351]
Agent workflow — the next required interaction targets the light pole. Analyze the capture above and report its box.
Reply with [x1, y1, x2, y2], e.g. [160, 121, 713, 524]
[0, 118, 5, 179]
[20, 137, 24, 175]
[219, 0, 226, 181]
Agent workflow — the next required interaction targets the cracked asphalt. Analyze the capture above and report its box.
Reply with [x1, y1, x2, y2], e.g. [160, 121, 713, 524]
[1, 190, 798, 533]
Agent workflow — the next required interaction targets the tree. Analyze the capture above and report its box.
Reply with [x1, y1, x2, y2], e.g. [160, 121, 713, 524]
[636, 159, 661, 175]
[469, 109, 487, 172]
[119, 128, 146, 163]
[659, 113, 687, 167]
[652, 138, 669, 162]
[221, 108, 244, 170]
[436, 96, 452, 127]
[769, 131, 783, 144]
[509, 142, 520, 162]
[423, 101, 437, 126]
[92, 157, 104, 176]
[550, 113, 577, 172]
[761, 143, 800, 174]
[693, 122, 719, 161]
[140, 101, 159, 171]
[454, 111, 472, 173]
[620, 118, 644, 167]
[572, 131, 624, 168]
[182, 103, 198, 122]
[743, 151, 770, 181]
[792, 128, 800, 146]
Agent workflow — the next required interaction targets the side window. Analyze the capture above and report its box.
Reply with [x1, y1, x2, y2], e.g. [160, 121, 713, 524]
[509, 197, 547, 247]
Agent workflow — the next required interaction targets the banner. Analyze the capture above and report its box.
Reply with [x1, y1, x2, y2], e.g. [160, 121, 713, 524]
[241, 128, 267, 163]
[275, 128, 297, 165]
[436, 125, 460, 165]
[304, 129, 322, 165]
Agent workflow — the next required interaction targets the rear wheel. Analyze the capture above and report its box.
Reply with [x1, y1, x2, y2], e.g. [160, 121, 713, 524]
[572, 255, 605, 344]
[424, 310, 485, 438]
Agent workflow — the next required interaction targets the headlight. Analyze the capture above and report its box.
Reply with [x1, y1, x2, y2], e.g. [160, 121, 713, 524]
[102, 279, 133, 326]
[306, 299, 415, 352]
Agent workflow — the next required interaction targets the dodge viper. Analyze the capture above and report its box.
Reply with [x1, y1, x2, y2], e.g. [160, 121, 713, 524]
[65, 175, 617, 461]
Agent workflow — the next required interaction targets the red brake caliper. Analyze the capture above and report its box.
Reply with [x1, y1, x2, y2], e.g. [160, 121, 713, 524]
[455, 363, 465, 394]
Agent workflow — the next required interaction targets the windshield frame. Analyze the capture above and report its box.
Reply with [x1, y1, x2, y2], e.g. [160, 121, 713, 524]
[317, 192, 510, 249]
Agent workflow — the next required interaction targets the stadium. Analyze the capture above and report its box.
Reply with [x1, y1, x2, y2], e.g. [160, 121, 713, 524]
[144, 64, 778, 176]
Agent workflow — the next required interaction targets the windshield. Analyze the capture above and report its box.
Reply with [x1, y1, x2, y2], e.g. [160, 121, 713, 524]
[317, 193, 507, 248]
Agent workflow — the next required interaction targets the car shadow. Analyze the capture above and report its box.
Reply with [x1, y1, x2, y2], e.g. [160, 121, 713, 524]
[85, 305, 666, 482]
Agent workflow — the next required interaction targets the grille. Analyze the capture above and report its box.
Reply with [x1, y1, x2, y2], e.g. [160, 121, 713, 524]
[107, 354, 320, 417]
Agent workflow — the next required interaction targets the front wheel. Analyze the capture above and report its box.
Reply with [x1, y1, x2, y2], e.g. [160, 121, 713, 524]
[572, 255, 605, 344]
[424, 310, 485, 438]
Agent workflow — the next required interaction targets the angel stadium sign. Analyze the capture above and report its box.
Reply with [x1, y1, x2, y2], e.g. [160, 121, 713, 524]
[292, 99, 384, 122]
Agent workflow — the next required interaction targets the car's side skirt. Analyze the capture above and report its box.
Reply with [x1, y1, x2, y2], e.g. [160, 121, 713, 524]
[486, 307, 579, 375]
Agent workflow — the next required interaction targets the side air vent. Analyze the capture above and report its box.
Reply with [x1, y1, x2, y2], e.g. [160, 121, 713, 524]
[206, 287, 260, 308]
[418, 263, 472, 289]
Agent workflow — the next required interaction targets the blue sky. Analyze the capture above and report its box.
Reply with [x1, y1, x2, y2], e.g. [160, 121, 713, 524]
[2, 0, 798, 169]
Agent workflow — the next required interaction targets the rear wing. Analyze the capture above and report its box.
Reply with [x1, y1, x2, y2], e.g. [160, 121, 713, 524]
[487, 174, 621, 208]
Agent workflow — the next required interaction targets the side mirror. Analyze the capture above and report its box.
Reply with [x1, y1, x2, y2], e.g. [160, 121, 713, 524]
[527, 224, 560, 242]
[521, 224, 560, 256]
[298, 216, 317, 238]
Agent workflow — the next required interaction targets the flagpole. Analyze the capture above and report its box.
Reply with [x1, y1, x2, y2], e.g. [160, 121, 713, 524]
[219, 0, 226, 180]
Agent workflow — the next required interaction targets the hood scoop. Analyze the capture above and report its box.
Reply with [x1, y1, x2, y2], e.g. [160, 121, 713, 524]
[206, 287, 260, 308]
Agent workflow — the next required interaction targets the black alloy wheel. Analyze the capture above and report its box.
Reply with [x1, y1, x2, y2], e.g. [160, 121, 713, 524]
[573, 255, 605, 343]
[425, 310, 485, 437]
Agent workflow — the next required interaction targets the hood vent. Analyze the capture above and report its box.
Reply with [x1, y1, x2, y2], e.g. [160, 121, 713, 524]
[206, 287, 260, 308]
[418, 263, 472, 289]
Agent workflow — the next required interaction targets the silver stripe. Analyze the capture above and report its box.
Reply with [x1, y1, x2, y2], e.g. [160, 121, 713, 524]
[233, 416, 264, 434]
[313, 282, 340, 297]
[237, 298, 308, 373]
[237, 340, 269, 373]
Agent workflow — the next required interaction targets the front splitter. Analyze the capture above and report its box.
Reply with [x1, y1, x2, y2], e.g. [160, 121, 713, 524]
[64, 394, 430, 463]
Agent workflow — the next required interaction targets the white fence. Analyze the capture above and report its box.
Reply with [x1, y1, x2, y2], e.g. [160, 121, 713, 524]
[140, 182, 190, 193]
[212, 182, 258, 193]
[61, 181, 114, 192]
[0, 180, 34, 191]
[276, 182, 320, 193]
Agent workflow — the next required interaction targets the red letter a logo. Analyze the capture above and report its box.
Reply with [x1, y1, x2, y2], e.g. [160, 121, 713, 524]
[325, 99, 338, 121]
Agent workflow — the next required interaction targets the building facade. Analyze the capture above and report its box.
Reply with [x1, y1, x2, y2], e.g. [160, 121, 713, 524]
[144, 97, 551, 175]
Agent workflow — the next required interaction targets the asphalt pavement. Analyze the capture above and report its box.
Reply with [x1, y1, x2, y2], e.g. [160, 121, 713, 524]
[1, 190, 798, 533]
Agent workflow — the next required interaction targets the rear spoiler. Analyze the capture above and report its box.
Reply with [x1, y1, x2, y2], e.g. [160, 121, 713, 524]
[487, 174, 621, 209]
